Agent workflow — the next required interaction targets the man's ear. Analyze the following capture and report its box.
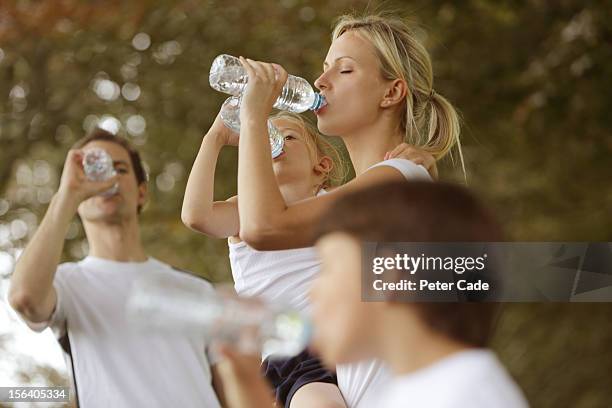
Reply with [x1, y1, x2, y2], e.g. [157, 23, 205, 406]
[137, 183, 148, 212]
[380, 78, 407, 108]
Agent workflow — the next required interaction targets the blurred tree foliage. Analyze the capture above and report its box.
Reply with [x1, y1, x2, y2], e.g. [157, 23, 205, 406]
[0, 1, 610, 407]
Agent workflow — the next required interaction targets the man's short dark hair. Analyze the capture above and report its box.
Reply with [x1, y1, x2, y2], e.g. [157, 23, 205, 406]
[72, 128, 148, 212]
[315, 181, 503, 348]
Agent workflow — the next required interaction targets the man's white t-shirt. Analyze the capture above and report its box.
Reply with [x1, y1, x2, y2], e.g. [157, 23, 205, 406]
[375, 349, 529, 407]
[23, 256, 221, 408]
[337, 158, 431, 408]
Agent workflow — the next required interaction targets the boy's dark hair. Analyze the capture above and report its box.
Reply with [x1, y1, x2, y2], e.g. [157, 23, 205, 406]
[315, 181, 503, 348]
[72, 128, 148, 213]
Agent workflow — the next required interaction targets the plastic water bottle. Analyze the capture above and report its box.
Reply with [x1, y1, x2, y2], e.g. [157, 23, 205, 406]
[221, 96, 284, 159]
[126, 271, 311, 358]
[209, 54, 326, 112]
[82, 148, 118, 196]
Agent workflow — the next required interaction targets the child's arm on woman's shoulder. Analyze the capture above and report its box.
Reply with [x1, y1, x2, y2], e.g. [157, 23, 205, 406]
[385, 142, 438, 180]
[182, 113, 240, 239]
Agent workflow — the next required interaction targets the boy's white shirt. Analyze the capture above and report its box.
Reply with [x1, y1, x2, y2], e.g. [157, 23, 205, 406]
[375, 349, 529, 408]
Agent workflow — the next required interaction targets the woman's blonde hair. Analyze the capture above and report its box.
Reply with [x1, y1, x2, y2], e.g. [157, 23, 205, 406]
[332, 13, 465, 176]
[270, 111, 348, 190]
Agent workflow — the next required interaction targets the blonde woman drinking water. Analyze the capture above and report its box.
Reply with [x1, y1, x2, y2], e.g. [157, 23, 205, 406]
[220, 12, 463, 408]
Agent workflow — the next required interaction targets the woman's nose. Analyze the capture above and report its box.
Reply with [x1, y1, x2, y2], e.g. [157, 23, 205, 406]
[314, 72, 329, 91]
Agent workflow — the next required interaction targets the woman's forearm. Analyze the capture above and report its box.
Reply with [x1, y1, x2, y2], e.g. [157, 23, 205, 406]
[237, 116, 288, 241]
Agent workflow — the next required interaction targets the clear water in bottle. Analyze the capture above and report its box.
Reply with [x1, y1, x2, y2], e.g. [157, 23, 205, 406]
[220, 96, 285, 159]
[209, 54, 326, 113]
[276, 75, 322, 112]
[126, 272, 311, 358]
[82, 148, 118, 196]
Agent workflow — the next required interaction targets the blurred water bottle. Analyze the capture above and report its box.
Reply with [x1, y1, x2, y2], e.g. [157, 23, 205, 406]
[127, 272, 311, 358]
[221, 96, 284, 159]
[82, 148, 118, 196]
[209, 54, 326, 112]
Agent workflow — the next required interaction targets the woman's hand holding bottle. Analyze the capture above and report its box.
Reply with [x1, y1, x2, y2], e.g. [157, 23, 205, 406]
[237, 57, 288, 126]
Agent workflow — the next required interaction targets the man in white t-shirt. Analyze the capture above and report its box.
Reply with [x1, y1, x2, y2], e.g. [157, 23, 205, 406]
[8, 128, 224, 408]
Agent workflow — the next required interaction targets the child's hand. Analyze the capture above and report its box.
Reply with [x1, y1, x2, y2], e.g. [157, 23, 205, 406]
[238, 56, 288, 124]
[384, 143, 439, 180]
[210, 112, 240, 146]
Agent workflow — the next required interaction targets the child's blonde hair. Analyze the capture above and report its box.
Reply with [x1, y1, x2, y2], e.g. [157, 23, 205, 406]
[332, 13, 465, 176]
[270, 111, 347, 190]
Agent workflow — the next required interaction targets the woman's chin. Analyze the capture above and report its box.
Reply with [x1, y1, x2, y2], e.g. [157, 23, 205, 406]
[317, 122, 344, 138]
[316, 119, 335, 136]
